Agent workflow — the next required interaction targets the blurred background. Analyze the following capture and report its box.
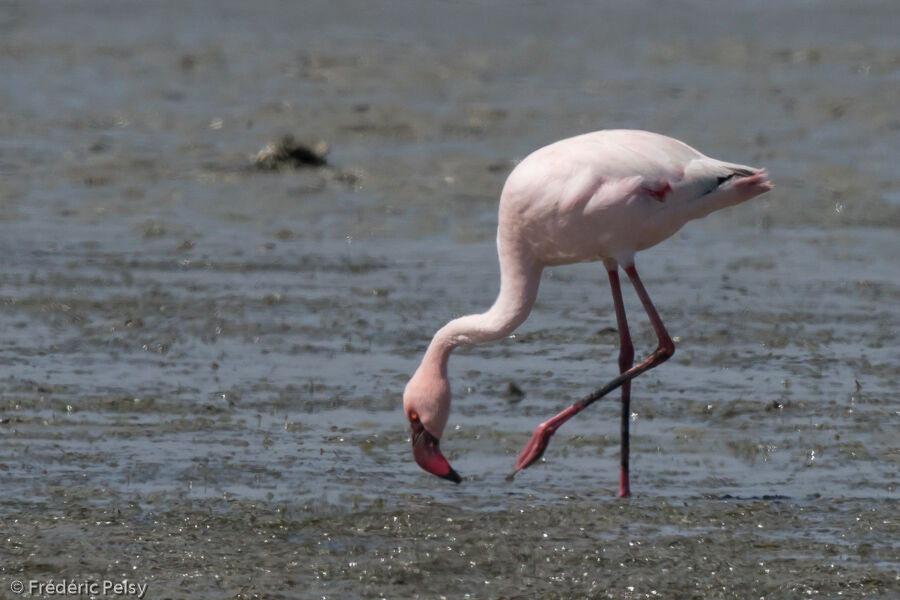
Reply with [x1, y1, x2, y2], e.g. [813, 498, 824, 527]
[1, 1, 897, 598]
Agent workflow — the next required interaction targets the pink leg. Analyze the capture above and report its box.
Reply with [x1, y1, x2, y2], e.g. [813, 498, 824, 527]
[608, 268, 635, 498]
[512, 264, 674, 493]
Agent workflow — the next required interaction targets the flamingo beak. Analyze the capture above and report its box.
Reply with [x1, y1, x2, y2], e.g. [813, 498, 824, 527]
[410, 420, 462, 483]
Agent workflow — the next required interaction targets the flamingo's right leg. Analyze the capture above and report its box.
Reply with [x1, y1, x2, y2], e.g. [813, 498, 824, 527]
[607, 267, 635, 498]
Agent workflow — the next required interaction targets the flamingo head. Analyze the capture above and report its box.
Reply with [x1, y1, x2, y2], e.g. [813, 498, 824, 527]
[403, 368, 461, 483]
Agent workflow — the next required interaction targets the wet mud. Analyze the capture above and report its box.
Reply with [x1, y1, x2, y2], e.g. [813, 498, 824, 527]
[1, 1, 898, 598]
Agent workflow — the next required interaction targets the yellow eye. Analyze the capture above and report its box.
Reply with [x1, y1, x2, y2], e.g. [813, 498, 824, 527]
[409, 411, 419, 421]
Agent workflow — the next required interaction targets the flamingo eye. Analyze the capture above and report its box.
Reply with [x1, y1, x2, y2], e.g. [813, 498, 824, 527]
[409, 411, 419, 422]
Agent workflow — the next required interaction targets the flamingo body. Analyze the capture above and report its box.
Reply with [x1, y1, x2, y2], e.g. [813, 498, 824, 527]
[403, 129, 772, 491]
[501, 130, 766, 267]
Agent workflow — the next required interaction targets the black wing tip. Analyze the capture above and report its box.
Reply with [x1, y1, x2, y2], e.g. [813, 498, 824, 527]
[714, 167, 758, 188]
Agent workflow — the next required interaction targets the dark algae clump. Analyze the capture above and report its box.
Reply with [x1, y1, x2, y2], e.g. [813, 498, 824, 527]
[254, 135, 329, 170]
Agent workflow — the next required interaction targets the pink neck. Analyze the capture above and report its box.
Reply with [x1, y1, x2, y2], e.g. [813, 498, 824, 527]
[422, 251, 542, 378]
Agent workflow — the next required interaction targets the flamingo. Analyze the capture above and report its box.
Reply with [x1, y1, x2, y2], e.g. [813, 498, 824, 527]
[403, 130, 772, 497]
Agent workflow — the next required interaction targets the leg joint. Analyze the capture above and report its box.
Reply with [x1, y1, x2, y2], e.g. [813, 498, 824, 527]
[657, 338, 675, 360]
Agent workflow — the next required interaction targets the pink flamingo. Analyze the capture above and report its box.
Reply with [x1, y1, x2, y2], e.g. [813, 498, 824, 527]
[403, 130, 772, 497]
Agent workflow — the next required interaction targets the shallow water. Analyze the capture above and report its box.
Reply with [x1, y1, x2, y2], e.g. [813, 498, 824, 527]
[1, 1, 898, 598]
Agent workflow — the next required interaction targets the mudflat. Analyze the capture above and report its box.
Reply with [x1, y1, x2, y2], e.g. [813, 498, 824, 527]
[1, 1, 897, 598]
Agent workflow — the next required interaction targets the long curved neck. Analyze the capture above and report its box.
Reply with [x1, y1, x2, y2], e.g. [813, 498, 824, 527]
[421, 244, 542, 378]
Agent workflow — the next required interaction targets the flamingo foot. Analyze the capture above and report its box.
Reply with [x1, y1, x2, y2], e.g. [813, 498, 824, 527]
[510, 403, 584, 476]
[511, 423, 554, 474]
